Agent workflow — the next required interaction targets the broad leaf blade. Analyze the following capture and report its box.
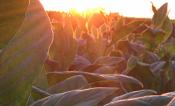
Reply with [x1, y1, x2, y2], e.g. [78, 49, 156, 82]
[0, 0, 29, 48]
[47, 75, 89, 94]
[31, 86, 51, 101]
[105, 95, 172, 106]
[32, 87, 118, 106]
[167, 97, 175, 106]
[112, 89, 157, 102]
[49, 18, 78, 71]
[47, 71, 105, 85]
[152, 3, 168, 28]
[0, 0, 53, 105]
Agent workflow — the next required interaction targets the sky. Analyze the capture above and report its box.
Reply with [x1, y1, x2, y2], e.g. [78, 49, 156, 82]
[40, 0, 175, 18]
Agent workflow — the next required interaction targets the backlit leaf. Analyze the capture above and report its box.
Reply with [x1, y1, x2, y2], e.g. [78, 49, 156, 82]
[32, 87, 118, 106]
[47, 75, 88, 94]
[152, 3, 168, 28]
[105, 95, 172, 106]
[0, 0, 29, 48]
[167, 97, 175, 106]
[47, 71, 104, 85]
[112, 89, 157, 102]
[49, 18, 78, 71]
[0, 0, 53, 105]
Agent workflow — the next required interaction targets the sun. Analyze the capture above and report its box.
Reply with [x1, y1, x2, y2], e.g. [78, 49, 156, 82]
[69, 0, 100, 12]
[40, 0, 152, 17]
[40, 0, 103, 13]
[40, 0, 175, 18]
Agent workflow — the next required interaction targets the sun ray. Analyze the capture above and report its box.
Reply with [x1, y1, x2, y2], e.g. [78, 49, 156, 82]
[40, 0, 175, 18]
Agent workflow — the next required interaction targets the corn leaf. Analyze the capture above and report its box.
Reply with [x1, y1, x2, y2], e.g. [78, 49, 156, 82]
[49, 18, 78, 71]
[0, 0, 53, 105]
[0, 0, 29, 48]
[112, 89, 157, 102]
[47, 75, 89, 94]
[32, 87, 118, 106]
[105, 95, 172, 106]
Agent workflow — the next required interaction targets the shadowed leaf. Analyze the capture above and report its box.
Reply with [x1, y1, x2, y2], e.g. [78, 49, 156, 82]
[94, 56, 125, 67]
[49, 18, 78, 71]
[32, 87, 118, 106]
[0, 0, 53, 105]
[152, 3, 168, 28]
[0, 0, 29, 48]
[101, 74, 143, 91]
[112, 89, 157, 102]
[105, 95, 172, 106]
[31, 86, 51, 101]
[110, 19, 143, 46]
[47, 71, 105, 85]
[162, 91, 175, 98]
[69, 55, 91, 71]
[47, 75, 89, 94]
[167, 97, 175, 106]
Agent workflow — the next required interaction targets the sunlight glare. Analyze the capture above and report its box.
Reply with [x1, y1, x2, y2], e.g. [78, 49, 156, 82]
[40, 0, 175, 18]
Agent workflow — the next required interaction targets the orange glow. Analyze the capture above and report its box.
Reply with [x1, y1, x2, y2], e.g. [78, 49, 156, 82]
[40, 0, 175, 18]
[40, 0, 103, 13]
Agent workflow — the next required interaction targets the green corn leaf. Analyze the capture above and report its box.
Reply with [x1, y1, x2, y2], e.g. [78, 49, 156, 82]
[47, 75, 89, 94]
[94, 56, 125, 67]
[151, 2, 157, 14]
[101, 74, 143, 91]
[47, 71, 143, 91]
[110, 20, 143, 46]
[49, 18, 78, 71]
[0, 0, 29, 48]
[81, 74, 142, 91]
[47, 71, 105, 86]
[152, 3, 173, 44]
[152, 3, 168, 28]
[162, 91, 175, 98]
[141, 26, 165, 50]
[105, 95, 172, 106]
[31, 86, 51, 101]
[94, 65, 116, 74]
[123, 60, 155, 89]
[32, 87, 118, 106]
[161, 16, 173, 43]
[112, 89, 157, 102]
[125, 55, 139, 73]
[167, 97, 175, 106]
[69, 55, 91, 71]
[0, 0, 53, 105]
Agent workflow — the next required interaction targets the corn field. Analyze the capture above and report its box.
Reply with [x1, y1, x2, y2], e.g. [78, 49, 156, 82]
[1, 0, 175, 106]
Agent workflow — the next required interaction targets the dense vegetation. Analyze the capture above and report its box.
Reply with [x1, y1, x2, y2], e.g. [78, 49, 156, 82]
[1, 0, 175, 106]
